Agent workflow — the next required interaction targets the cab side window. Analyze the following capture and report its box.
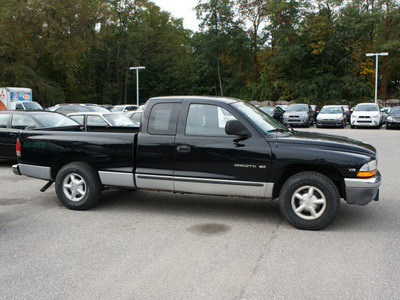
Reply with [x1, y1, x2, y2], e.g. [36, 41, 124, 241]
[11, 115, 36, 129]
[69, 115, 84, 124]
[185, 104, 236, 136]
[148, 103, 180, 135]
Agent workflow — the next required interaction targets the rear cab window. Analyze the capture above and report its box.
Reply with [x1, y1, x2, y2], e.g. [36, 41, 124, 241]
[148, 103, 180, 135]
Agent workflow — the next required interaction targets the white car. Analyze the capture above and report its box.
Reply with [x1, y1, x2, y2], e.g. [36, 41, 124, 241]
[351, 103, 383, 129]
[316, 105, 346, 128]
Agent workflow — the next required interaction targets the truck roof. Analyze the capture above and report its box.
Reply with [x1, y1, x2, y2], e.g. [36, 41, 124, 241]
[148, 95, 242, 105]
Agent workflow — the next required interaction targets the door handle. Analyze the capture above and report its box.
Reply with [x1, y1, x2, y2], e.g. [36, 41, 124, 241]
[176, 145, 191, 153]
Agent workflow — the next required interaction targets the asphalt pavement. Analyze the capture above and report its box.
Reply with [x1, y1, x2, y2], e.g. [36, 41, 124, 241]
[1, 126, 399, 300]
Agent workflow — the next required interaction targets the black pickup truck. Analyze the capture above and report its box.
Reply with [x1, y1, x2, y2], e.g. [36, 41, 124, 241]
[12, 96, 381, 230]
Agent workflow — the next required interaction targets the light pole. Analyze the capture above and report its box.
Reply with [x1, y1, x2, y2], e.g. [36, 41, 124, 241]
[366, 52, 389, 104]
[129, 66, 145, 106]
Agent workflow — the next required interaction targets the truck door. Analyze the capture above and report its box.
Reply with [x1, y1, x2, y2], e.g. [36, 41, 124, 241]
[135, 101, 181, 191]
[173, 100, 272, 198]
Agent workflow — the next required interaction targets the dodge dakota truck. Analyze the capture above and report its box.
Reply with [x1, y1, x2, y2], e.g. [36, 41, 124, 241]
[12, 96, 382, 230]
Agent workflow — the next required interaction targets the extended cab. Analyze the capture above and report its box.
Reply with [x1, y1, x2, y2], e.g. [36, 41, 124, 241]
[13, 96, 381, 230]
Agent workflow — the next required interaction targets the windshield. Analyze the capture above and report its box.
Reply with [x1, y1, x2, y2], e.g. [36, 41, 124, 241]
[232, 101, 288, 133]
[259, 107, 275, 115]
[31, 113, 80, 127]
[287, 104, 308, 112]
[103, 113, 135, 126]
[390, 106, 400, 114]
[23, 102, 43, 110]
[320, 107, 342, 114]
[354, 104, 378, 112]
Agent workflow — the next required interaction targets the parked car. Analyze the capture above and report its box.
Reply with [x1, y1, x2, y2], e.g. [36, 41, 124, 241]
[125, 111, 143, 126]
[259, 106, 284, 123]
[0, 111, 79, 159]
[386, 106, 400, 129]
[111, 105, 138, 114]
[68, 112, 137, 127]
[350, 103, 384, 129]
[316, 105, 346, 128]
[341, 105, 351, 123]
[50, 104, 110, 115]
[282, 103, 314, 127]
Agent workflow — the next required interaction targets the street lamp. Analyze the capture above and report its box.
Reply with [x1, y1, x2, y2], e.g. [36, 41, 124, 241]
[129, 66, 146, 106]
[366, 52, 389, 104]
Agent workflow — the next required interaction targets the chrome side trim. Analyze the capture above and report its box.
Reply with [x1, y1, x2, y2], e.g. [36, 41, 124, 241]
[173, 176, 272, 198]
[19, 164, 52, 180]
[99, 171, 135, 188]
[135, 174, 174, 191]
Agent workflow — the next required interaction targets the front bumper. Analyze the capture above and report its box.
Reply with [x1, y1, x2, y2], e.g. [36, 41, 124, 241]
[283, 116, 308, 126]
[344, 171, 381, 205]
[351, 116, 380, 127]
[317, 119, 343, 127]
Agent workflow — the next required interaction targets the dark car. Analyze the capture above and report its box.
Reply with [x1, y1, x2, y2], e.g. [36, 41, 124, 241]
[259, 106, 284, 123]
[386, 106, 400, 129]
[0, 111, 79, 159]
[282, 103, 314, 127]
[341, 105, 351, 123]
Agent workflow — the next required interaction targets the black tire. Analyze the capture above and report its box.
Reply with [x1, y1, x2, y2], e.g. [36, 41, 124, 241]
[279, 171, 340, 230]
[55, 162, 102, 210]
[305, 120, 310, 128]
[350, 125, 355, 129]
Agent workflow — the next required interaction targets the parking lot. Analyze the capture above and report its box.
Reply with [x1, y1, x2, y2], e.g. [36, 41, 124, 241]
[1, 126, 399, 300]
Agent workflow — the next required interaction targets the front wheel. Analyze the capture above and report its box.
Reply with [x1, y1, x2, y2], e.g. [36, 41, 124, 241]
[279, 172, 340, 230]
[55, 162, 102, 210]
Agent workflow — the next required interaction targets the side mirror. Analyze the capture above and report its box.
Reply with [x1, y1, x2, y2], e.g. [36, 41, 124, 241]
[225, 120, 251, 138]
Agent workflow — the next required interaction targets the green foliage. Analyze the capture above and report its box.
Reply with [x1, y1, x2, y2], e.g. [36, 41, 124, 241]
[1, 0, 400, 106]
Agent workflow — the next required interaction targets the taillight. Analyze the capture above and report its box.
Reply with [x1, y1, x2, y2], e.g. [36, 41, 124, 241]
[16, 138, 21, 157]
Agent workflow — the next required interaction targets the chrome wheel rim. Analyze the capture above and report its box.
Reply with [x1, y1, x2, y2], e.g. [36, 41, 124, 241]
[291, 185, 327, 220]
[62, 173, 86, 202]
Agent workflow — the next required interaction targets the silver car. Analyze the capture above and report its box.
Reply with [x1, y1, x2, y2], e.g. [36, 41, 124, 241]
[282, 104, 313, 127]
[316, 105, 346, 128]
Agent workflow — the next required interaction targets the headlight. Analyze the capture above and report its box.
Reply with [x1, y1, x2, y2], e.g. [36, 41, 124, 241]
[387, 116, 393, 122]
[357, 160, 377, 178]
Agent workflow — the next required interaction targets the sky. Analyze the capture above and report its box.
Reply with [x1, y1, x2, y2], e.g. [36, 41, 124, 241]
[151, 0, 200, 32]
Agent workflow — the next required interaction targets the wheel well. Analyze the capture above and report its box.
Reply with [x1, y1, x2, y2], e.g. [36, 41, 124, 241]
[50, 152, 95, 179]
[272, 164, 345, 199]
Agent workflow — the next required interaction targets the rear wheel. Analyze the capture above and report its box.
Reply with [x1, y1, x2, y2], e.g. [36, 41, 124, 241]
[55, 162, 102, 210]
[279, 172, 340, 230]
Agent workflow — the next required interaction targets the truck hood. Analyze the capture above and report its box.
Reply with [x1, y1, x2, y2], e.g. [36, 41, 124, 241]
[274, 131, 376, 156]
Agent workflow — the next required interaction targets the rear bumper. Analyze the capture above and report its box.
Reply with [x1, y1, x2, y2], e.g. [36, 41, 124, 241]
[12, 164, 21, 176]
[12, 163, 52, 180]
[344, 171, 381, 205]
